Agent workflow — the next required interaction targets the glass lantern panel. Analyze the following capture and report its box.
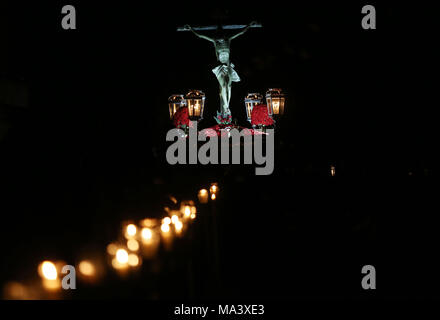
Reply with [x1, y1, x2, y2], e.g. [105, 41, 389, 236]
[279, 97, 285, 115]
[187, 99, 194, 117]
[266, 97, 273, 116]
[169, 103, 179, 119]
[245, 102, 251, 120]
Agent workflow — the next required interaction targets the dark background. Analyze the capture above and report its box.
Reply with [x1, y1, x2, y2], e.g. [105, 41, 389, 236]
[0, 1, 439, 299]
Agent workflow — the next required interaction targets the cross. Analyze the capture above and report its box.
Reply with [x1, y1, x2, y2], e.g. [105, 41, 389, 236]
[177, 23, 262, 32]
[177, 22, 262, 121]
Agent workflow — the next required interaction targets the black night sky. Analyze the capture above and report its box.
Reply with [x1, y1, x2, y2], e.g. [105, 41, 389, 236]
[0, 1, 439, 302]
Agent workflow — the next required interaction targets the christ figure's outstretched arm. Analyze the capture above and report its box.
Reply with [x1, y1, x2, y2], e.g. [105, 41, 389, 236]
[184, 25, 215, 43]
[228, 21, 258, 41]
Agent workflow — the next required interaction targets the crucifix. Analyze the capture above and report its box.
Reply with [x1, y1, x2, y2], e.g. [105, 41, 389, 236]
[178, 22, 262, 122]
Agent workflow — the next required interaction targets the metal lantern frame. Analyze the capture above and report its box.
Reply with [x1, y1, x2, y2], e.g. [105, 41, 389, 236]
[244, 93, 263, 123]
[265, 88, 285, 117]
[168, 94, 186, 120]
[185, 90, 206, 121]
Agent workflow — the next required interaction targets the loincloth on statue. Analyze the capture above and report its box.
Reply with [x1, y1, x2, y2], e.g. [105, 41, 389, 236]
[212, 63, 241, 82]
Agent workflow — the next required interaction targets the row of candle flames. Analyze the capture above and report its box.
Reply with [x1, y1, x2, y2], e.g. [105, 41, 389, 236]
[3, 184, 219, 299]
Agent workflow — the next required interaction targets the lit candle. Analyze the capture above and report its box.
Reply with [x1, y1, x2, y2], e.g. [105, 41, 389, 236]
[78, 260, 95, 277]
[171, 214, 179, 224]
[116, 249, 129, 264]
[183, 205, 191, 219]
[112, 248, 130, 274]
[162, 217, 171, 225]
[124, 224, 137, 239]
[160, 222, 173, 251]
[141, 227, 153, 241]
[38, 261, 62, 294]
[198, 189, 209, 203]
[209, 183, 218, 195]
[77, 260, 100, 284]
[161, 223, 170, 234]
[174, 219, 184, 237]
[39, 261, 58, 280]
[140, 227, 160, 259]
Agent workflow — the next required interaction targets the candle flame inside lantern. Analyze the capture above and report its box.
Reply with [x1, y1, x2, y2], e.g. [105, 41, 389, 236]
[185, 90, 205, 120]
[266, 88, 285, 116]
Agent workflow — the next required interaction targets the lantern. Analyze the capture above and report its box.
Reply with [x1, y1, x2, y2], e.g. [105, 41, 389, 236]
[265, 88, 285, 117]
[244, 93, 263, 123]
[168, 94, 185, 120]
[185, 90, 205, 121]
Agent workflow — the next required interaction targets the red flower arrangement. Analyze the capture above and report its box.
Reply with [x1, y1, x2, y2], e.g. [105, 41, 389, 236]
[172, 107, 189, 129]
[251, 104, 274, 126]
[216, 113, 232, 125]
